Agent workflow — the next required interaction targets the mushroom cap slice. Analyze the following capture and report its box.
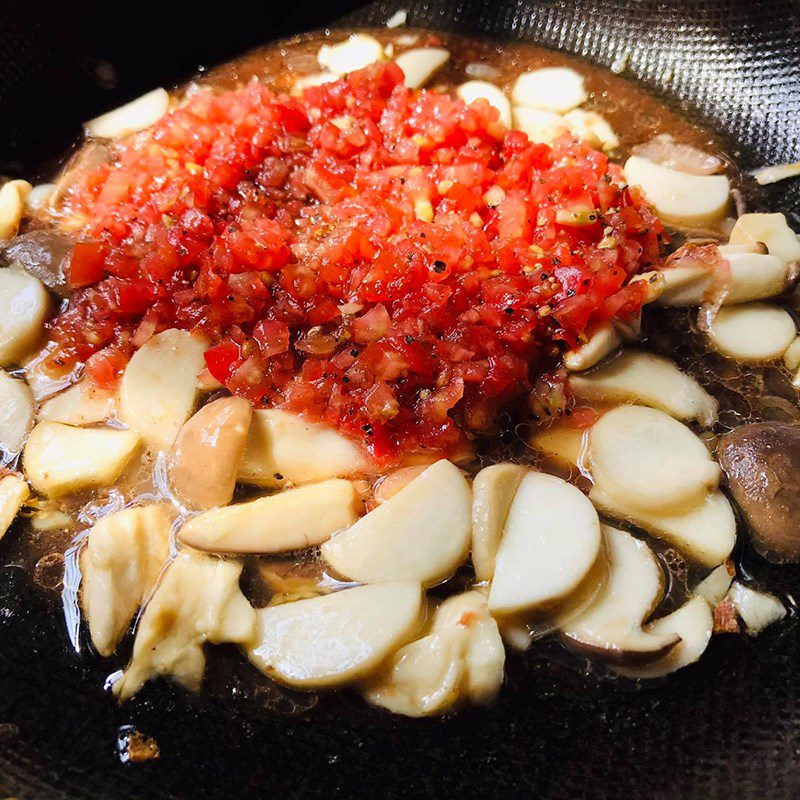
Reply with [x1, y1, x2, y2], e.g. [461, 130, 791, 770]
[728, 212, 800, 265]
[488, 472, 602, 617]
[0, 370, 34, 454]
[120, 328, 207, 452]
[80, 504, 171, 656]
[114, 552, 256, 701]
[23, 421, 140, 498]
[588, 405, 721, 515]
[624, 156, 730, 226]
[562, 526, 680, 665]
[167, 396, 252, 510]
[569, 350, 718, 427]
[238, 409, 369, 488]
[589, 486, 736, 569]
[85, 88, 170, 139]
[394, 47, 450, 88]
[321, 460, 471, 587]
[178, 478, 360, 554]
[0, 268, 50, 367]
[457, 81, 512, 128]
[471, 463, 526, 582]
[0, 474, 29, 539]
[706, 303, 796, 362]
[614, 596, 713, 679]
[511, 67, 587, 113]
[247, 581, 423, 689]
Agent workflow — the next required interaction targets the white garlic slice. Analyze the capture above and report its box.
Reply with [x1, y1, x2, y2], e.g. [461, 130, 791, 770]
[0, 370, 34, 454]
[706, 303, 796, 362]
[0, 268, 50, 366]
[728, 213, 800, 265]
[512, 67, 587, 113]
[394, 47, 450, 88]
[0, 181, 32, 239]
[457, 81, 512, 128]
[512, 107, 569, 144]
[85, 88, 170, 139]
[318, 34, 385, 75]
[563, 109, 619, 150]
[0, 474, 29, 539]
[727, 582, 786, 635]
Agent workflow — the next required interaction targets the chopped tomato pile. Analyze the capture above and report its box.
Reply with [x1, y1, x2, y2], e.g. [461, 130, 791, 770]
[48, 61, 665, 463]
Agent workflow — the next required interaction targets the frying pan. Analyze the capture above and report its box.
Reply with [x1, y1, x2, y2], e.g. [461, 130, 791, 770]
[0, 1, 799, 797]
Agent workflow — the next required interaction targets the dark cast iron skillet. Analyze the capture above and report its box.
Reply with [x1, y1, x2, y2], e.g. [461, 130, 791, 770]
[0, 1, 799, 798]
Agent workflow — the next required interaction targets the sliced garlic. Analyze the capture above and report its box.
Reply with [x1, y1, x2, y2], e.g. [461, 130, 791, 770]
[562, 526, 679, 665]
[457, 81, 512, 128]
[26, 183, 55, 212]
[728, 213, 800, 265]
[512, 107, 569, 144]
[589, 486, 736, 569]
[528, 422, 586, 467]
[321, 459, 471, 587]
[588, 405, 720, 515]
[0, 268, 50, 366]
[39, 378, 117, 426]
[0, 180, 32, 240]
[751, 162, 800, 186]
[178, 478, 360, 554]
[512, 67, 587, 113]
[238, 409, 369, 487]
[114, 552, 256, 701]
[80, 504, 171, 656]
[785, 337, 800, 371]
[394, 47, 450, 88]
[706, 303, 796, 362]
[563, 109, 619, 150]
[654, 265, 714, 306]
[292, 72, 339, 94]
[23, 421, 140, 498]
[318, 34, 385, 75]
[614, 596, 713, 678]
[727, 582, 786, 635]
[0, 370, 34, 454]
[694, 563, 734, 605]
[624, 156, 730, 226]
[167, 396, 252, 510]
[568, 349, 718, 427]
[363, 590, 505, 716]
[247, 581, 423, 688]
[471, 463, 526, 582]
[563, 322, 622, 372]
[0, 474, 29, 539]
[119, 328, 207, 452]
[85, 88, 170, 139]
[488, 472, 602, 617]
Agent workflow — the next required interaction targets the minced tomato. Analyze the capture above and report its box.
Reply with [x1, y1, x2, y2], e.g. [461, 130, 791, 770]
[48, 61, 665, 463]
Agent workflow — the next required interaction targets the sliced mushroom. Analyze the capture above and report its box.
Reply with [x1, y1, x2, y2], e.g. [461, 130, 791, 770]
[588, 405, 720, 515]
[0, 268, 50, 366]
[706, 303, 796, 362]
[39, 378, 117, 426]
[511, 67, 587, 113]
[394, 47, 450, 88]
[728, 213, 800, 265]
[238, 409, 369, 487]
[178, 478, 360, 554]
[119, 328, 207, 452]
[726, 582, 786, 634]
[247, 581, 423, 688]
[85, 88, 170, 139]
[80, 504, 171, 656]
[562, 109, 619, 151]
[623, 156, 730, 226]
[114, 551, 257, 701]
[0, 474, 29, 538]
[23, 421, 140, 498]
[471, 463, 526, 582]
[321, 459, 471, 587]
[512, 107, 569, 145]
[363, 590, 505, 716]
[457, 81, 512, 128]
[563, 322, 622, 372]
[167, 397, 252, 510]
[0, 180, 32, 240]
[562, 526, 680, 665]
[488, 472, 602, 617]
[695, 563, 735, 605]
[589, 485, 736, 569]
[568, 350, 718, 427]
[317, 34, 385, 74]
[614, 596, 713, 679]
[0, 370, 34, 454]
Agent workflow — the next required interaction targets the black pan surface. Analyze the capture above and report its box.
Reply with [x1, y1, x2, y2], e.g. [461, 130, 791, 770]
[0, 1, 799, 798]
